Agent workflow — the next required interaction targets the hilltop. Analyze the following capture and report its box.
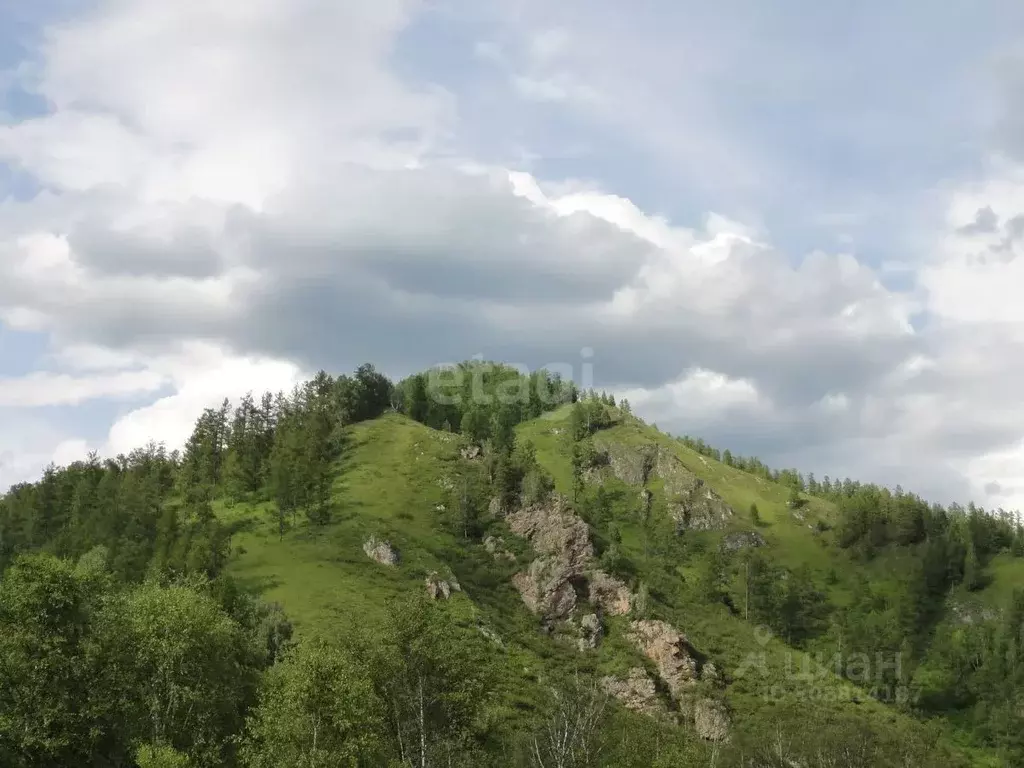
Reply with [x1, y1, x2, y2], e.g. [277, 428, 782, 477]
[1, 361, 1022, 766]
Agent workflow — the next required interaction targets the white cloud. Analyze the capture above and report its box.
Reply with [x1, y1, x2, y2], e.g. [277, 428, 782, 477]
[0, 0, 1022, 517]
[103, 343, 304, 457]
[0, 370, 165, 407]
[618, 368, 764, 425]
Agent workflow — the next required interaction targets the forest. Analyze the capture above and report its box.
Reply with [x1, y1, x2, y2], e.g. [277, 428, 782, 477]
[2, 361, 1024, 766]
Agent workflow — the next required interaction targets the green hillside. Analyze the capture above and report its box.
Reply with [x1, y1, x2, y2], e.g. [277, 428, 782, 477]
[2, 361, 1023, 766]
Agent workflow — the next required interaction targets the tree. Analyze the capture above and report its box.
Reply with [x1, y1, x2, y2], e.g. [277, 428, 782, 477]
[568, 403, 589, 443]
[489, 406, 518, 456]
[352, 363, 394, 423]
[240, 639, 385, 767]
[749, 503, 762, 526]
[460, 407, 490, 444]
[98, 579, 262, 766]
[571, 443, 586, 503]
[697, 549, 728, 605]
[786, 486, 803, 509]
[448, 470, 486, 541]
[529, 676, 609, 768]
[778, 565, 829, 645]
[302, 372, 342, 526]
[964, 537, 983, 591]
[371, 594, 495, 767]
[224, 392, 270, 502]
[179, 400, 231, 504]
[405, 374, 431, 424]
[136, 743, 194, 768]
[0, 553, 116, 766]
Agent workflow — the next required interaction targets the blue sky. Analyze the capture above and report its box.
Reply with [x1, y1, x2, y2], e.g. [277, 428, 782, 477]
[2, 0, 1024, 509]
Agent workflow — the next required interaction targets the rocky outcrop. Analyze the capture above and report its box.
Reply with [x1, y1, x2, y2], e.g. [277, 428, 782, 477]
[591, 438, 734, 531]
[669, 476, 734, 531]
[950, 602, 1000, 625]
[363, 536, 400, 566]
[693, 698, 730, 742]
[628, 620, 702, 697]
[425, 571, 461, 600]
[722, 530, 767, 552]
[477, 624, 505, 649]
[512, 560, 580, 620]
[507, 498, 594, 571]
[507, 498, 593, 621]
[588, 570, 632, 615]
[460, 444, 482, 460]
[488, 496, 504, 518]
[577, 613, 603, 651]
[506, 497, 632, 623]
[628, 620, 730, 741]
[600, 668, 665, 716]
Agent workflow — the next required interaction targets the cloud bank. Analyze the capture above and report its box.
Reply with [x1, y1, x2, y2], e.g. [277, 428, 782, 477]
[1, 0, 1023, 511]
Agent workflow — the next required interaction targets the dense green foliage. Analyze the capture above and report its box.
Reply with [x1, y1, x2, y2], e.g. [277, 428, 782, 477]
[2, 361, 1024, 765]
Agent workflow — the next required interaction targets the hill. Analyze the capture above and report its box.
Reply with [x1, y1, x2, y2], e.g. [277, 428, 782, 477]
[1, 361, 1022, 766]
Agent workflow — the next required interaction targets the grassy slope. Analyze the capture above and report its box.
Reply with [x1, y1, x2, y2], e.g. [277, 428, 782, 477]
[519, 406, 1001, 765]
[220, 413, 610, 735]
[221, 413, 465, 634]
[216, 408, 1003, 765]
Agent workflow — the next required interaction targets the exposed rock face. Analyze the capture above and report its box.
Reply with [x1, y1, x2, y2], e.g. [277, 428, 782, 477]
[507, 498, 593, 620]
[722, 531, 767, 552]
[507, 498, 594, 571]
[669, 477, 734, 532]
[693, 698, 730, 742]
[506, 497, 631, 623]
[512, 560, 580, 620]
[363, 536, 400, 566]
[588, 570, 632, 616]
[950, 602, 1000, 625]
[592, 438, 734, 531]
[628, 620, 702, 698]
[628, 620, 731, 740]
[425, 571, 461, 600]
[577, 613, 604, 651]
[597, 442, 649, 485]
[600, 668, 665, 716]
[460, 444, 482, 460]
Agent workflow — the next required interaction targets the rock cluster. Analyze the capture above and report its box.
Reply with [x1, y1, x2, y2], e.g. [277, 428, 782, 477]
[425, 571, 461, 600]
[591, 438, 735, 531]
[628, 620, 702, 697]
[627, 619, 730, 741]
[588, 570, 632, 616]
[501, 491, 731, 741]
[722, 530, 767, 552]
[600, 668, 664, 716]
[506, 497, 632, 622]
[693, 698, 731, 742]
[363, 536, 400, 566]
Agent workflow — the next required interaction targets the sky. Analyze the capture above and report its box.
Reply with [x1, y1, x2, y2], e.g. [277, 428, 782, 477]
[2, 0, 1024, 510]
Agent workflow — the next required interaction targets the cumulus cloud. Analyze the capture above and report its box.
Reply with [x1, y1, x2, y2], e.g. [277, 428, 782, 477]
[0, 370, 165, 407]
[0, 0, 1022, 517]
